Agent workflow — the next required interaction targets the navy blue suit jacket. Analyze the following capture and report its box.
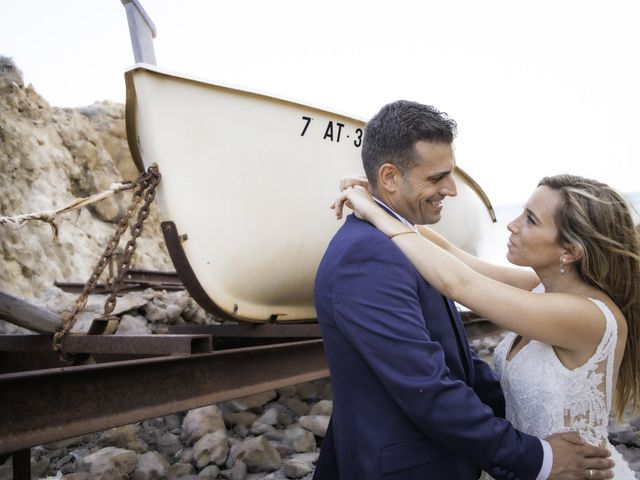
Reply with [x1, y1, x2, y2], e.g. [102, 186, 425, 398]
[313, 214, 543, 480]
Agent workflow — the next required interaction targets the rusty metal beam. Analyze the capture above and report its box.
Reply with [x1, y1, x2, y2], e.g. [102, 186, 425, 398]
[168, 324, 322, 350]
[0, 339, 328, 455]
[0, 334, 212, 355]
[54, 269, 183, 294]
[169, 324, 322, 338]
[120, 269, 180, 284]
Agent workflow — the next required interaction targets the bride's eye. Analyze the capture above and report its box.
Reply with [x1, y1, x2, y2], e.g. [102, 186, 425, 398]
[522, 205, 536, 225]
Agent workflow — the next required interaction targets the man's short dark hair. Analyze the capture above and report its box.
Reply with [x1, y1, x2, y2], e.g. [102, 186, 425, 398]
[362, 100, 457, 188]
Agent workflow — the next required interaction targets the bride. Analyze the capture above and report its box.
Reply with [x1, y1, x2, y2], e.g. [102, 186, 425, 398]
[333, 174, 639, 479]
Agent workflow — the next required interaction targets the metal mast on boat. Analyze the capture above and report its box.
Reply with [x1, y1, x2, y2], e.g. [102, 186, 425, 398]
[121, 0, 157, 65]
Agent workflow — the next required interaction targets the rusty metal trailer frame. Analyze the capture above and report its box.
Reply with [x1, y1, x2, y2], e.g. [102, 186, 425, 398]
[0, 338, 328, 454]
[54, 268, 184, 294]
[0, 303, 499, 480]
[0, 264, 496, 480]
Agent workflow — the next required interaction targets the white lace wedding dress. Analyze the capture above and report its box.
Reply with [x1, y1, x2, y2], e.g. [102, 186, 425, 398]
[482, 287, 636, 479]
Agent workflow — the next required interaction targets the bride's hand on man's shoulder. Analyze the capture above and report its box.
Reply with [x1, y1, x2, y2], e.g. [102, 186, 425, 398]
[330, 184, 377, 221]
[340, 175, 369, 192]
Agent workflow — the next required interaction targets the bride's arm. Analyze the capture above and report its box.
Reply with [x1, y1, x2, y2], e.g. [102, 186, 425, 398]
[334, 187, 606, 353]
[392, 231, 605, 352]
[415, 225, 539, 291]
[337, 174, 539, 291]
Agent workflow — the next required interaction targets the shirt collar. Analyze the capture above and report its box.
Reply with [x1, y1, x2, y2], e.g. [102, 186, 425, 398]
[372, 196, 418, 231]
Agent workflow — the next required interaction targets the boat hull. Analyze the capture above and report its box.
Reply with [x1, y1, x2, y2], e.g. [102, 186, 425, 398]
[124, 65, 495, 322]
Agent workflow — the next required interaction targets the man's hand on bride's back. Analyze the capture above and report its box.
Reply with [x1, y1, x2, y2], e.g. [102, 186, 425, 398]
[546, 431, 614, 479]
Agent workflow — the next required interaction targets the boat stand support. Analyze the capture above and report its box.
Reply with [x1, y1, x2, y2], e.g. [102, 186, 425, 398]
[2, 449, 31, 480]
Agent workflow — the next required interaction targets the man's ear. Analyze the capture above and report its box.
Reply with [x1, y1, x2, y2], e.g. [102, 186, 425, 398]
[378, 163, 401, 193]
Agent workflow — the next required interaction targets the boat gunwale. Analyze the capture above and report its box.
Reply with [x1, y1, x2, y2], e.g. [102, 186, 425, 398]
[123, 63, 496, 223]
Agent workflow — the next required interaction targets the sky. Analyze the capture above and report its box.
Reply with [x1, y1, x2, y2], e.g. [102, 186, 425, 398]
[2, 0, 639, 207]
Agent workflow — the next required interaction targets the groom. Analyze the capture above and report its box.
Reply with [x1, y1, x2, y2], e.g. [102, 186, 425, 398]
[313, 100, 613, 479]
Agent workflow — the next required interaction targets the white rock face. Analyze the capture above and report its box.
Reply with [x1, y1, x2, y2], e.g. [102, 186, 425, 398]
[0, 56, 171, 301]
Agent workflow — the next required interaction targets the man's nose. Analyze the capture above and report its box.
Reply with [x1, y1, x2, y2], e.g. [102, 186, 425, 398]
[442, 176, 457, 197]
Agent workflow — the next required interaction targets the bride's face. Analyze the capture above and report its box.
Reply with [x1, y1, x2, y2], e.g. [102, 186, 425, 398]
[506, 186, 565, 272]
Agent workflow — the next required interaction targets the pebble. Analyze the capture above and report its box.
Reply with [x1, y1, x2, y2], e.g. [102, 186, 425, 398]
[168, 462, 195, 479]
[297, 416, 329, 438]
[282, 458, 313, 479]
[193, 431, 229, 468]
[229, 435, 281, 473]
[282, 427, 316, 454]
[131, 451, 170, 480]
[309, 400, 332, 417]
[181, 405, 227, 445]
[79, 446, 137, 478]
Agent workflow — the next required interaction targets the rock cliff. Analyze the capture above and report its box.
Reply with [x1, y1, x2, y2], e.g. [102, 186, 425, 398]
[0, 56, 171, 300]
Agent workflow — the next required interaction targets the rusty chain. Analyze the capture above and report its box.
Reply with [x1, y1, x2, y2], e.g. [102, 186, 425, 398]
[52, 165, 161, 360]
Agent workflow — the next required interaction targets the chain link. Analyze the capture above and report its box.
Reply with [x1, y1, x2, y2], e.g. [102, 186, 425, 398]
[102, 168, 160, 317]
[52, 165, 161, 360]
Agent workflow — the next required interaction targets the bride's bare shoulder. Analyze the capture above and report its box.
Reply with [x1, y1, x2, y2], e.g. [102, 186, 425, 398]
[585, 289, 627, 336]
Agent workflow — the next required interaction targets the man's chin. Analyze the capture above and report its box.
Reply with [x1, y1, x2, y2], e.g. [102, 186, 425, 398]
[417, 213, 442, 225]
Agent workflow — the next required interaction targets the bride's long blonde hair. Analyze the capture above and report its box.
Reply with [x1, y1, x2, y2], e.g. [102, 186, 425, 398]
[539, 174, 639, 419]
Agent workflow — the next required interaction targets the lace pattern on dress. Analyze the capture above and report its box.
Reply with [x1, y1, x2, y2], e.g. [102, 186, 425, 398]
[560, 298, 617, 445]
[489, 288, 637, 477]
[493, 291, 618, 447]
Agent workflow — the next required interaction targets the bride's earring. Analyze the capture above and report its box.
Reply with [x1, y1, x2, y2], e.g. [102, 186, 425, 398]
[559, 258, 565, 275]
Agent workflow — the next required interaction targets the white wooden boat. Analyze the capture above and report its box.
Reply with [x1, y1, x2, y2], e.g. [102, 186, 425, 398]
[124, 64, 495, 322]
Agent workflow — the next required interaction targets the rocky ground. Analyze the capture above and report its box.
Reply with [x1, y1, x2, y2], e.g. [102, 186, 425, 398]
[1, 290, 638, 479]
[1, 383, 331, 480]
[1, 380, 331, 480]
[0, 287, 331, 480]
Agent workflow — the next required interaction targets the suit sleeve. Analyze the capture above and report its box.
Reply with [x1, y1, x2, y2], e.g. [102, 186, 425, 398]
[471, 350, 506, 418]
[331, 233, 542, 478]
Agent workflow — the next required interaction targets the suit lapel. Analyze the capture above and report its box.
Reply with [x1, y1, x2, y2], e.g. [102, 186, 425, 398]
[357, 205, 473, 380]
[443, 297, 472, 381]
